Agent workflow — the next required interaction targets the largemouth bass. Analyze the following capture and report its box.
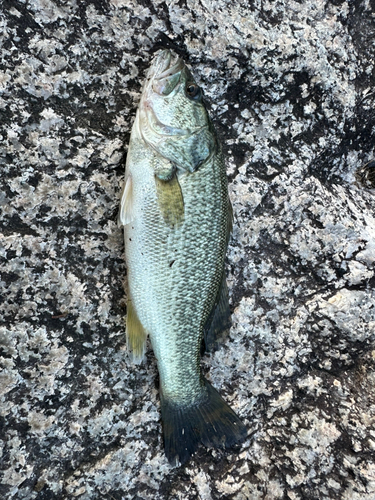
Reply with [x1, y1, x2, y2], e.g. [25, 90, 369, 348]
[119, 49, 247, 465]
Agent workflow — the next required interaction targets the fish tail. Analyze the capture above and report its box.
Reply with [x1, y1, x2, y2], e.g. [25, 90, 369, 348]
[160, 380, 247, 466]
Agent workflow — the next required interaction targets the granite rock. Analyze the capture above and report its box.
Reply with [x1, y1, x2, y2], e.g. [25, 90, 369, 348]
[1, 0, 375, 499]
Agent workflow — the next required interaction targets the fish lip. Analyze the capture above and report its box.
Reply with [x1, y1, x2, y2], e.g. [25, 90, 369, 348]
[157, 51, 184, 80]
[150, 49, 184, 81]
[144, 49, 184, 97]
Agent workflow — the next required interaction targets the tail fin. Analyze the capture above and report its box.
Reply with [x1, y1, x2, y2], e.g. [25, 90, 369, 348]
[160, 380, 247, 466]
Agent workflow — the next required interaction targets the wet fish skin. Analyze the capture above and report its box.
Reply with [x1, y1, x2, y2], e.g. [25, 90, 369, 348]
[119, 49, 247, 465]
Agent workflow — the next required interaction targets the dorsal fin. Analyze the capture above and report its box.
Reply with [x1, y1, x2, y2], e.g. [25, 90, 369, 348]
[227, 198, 233, 242]
[203, 272, 231, 352]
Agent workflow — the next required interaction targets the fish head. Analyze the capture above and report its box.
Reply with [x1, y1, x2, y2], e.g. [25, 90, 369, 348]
[138, 49, 217, 173]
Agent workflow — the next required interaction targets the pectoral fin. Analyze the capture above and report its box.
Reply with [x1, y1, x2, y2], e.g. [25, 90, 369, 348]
[118, 175, 134, 227]
[126, 299, 147, 364]
[203, 272, 232, 352]
[155, 173, 184, 227]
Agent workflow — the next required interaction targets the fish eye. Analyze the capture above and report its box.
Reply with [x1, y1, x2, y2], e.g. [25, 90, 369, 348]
[185, 83, 200, 99]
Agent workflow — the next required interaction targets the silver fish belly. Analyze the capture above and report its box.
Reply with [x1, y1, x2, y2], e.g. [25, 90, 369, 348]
[119, 49, 247, 465]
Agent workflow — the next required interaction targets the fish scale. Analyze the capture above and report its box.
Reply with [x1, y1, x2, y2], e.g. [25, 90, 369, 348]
[128, 151, 226, 400]
[119, 49, 247, 465]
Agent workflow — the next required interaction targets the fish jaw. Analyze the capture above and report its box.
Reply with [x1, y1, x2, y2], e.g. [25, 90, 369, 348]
[148, 49, 184, 95]
[141, 49, 183, 105]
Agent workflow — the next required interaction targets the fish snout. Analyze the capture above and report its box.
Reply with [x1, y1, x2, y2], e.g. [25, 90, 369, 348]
[156, 50, 183, 79]
[148, 50, 184, 96]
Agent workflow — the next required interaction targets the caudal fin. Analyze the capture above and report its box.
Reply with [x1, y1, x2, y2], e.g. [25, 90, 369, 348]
[160, 380, 247, 466]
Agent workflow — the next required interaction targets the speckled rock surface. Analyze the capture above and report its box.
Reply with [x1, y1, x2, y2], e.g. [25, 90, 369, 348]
[1, 1, 375, 499]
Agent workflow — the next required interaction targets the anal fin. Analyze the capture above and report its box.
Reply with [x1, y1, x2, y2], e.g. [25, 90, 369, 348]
[126, 299, 147, 364]
[203, 272, 231, 352]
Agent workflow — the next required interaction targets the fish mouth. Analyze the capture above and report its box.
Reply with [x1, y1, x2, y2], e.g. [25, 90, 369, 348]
[148, 50, 184, 95]
[152, 49, 184, 79]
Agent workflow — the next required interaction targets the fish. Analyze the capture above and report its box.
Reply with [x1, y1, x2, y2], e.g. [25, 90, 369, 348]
[118, 49, 247, 466]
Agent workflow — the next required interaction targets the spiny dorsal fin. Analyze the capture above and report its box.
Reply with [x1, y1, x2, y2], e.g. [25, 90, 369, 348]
[155, 173, 184, 227]
[126, 299, 147, 364]
[118, 175, 134, 227]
